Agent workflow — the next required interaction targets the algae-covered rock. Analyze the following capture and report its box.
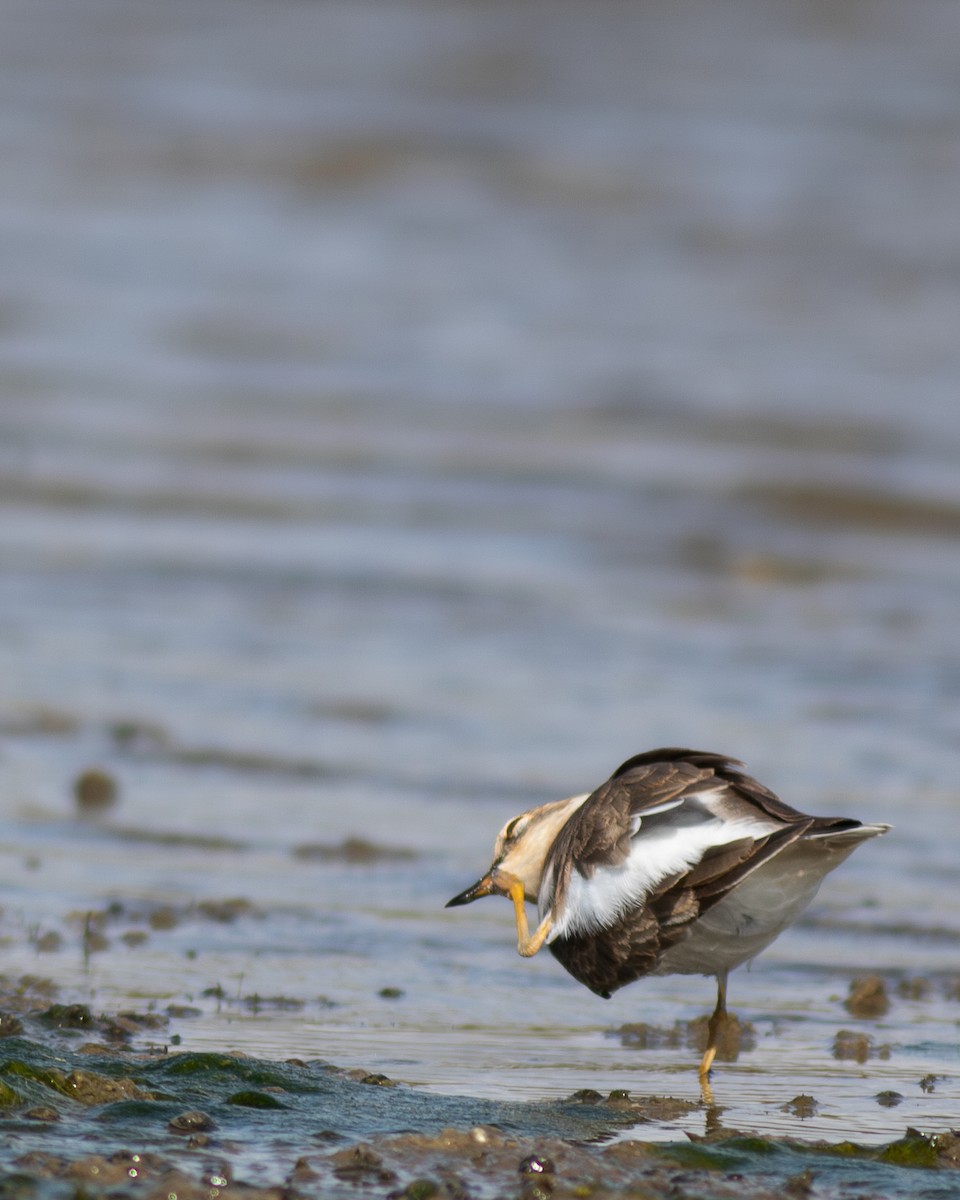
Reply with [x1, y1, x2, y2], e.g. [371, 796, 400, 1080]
[878, 1130, 940, 1168]
[168, 1110, 216, 1134]
[38, 1003, 95, 1031]
[61, 1069, 153, 1105]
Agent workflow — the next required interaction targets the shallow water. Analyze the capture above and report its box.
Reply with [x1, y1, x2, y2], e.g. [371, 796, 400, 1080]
[0, 1030, 957, 1200]
[1, 0, 960, 1190]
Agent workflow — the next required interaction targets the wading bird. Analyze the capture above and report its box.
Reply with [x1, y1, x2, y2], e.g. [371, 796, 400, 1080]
[447, 748, 888, 1086]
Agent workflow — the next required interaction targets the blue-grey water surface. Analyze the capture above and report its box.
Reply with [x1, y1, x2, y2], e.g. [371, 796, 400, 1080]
[1, 0, 959, 1172]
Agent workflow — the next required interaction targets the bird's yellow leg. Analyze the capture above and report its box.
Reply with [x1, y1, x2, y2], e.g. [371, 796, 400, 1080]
[698, 972, 728, 1084]
[506, 879, 553, 958]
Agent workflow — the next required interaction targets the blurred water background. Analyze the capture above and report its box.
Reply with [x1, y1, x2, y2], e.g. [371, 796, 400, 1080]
[1, 0, 959, 1146]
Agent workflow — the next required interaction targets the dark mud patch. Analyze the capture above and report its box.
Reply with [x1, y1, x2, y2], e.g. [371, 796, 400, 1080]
[13, 897, 275, 966]
[301, 697, 398, 725]
[0, 705, 80, 737]
[845, 975, 890, 1019]
[68, 896, 261, 942]
[0, 978, 169, 1052]
[157, 743, 336, 779]
[676, 536, 861, 586]
[0, 473, 301, 521]
[737, 481, 960, 539]
[73, 767, 119, 816]
[291, 837, 418, 864]
[637, 409, 902, 457]
[618, 1014, 755, 1063]
[832, 1030, 892, 1063]
[106, 826, 250, 851]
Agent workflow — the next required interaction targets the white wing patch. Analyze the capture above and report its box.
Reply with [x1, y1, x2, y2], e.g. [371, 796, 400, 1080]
[545, 788, 781, 942]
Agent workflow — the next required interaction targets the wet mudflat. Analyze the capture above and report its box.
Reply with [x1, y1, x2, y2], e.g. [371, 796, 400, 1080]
[3, 0, 960, 1195]
[0, 978, 958, 1200]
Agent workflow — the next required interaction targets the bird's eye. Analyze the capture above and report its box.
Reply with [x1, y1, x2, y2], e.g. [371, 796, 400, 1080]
[504, 816, 522, 840]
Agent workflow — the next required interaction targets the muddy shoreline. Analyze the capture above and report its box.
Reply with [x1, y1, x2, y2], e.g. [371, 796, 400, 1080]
[0, 978, 955, 1200]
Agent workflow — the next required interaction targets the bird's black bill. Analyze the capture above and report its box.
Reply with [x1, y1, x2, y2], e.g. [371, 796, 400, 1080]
[445, 874, 495, 907]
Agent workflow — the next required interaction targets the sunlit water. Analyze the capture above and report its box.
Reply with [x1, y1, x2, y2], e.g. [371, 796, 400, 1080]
[1, 0, 959, 1177]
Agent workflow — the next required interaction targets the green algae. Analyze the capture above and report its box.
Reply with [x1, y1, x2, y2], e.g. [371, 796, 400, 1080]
[660, 1130, 960, 1187]
[0, 1033, 957, 1199]
[152, 1051, 245, 1076]
[657, 1136, 783, 1173]
[880, 1141, 940, 1169]
[878, 1131, 941, 1169]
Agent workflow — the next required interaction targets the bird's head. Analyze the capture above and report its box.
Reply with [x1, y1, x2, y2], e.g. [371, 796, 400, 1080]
[445, 794, 586, 908]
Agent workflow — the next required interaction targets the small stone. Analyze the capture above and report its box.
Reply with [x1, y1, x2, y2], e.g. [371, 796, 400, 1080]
[39, 1003, 94, 1030]
[781, 1094, 818, 1118]
[168, 1110, 216, 1134]
[289, 1157, 319, 1183]
[62, 1071, 150, 1105]
[331, 1143, 396, 1184]
[519, 1154, 555, 1175]
[932, 1132, 960, 1167]
[23, 1106, 60, 1122]
[876, 1091, 903, 1107]
[0, 1013, 24, 1038]
[332, 1145, 382, 1171]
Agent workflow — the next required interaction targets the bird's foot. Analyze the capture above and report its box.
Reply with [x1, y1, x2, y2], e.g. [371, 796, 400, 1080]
[506, 879, 552, 957]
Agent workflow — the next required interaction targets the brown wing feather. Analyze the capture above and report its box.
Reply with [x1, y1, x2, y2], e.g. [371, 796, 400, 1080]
[543, 749, 827, 998]
[547, 756, 717, 876]
[539, 758, 710, 918]
[543, 748, 796, 911]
